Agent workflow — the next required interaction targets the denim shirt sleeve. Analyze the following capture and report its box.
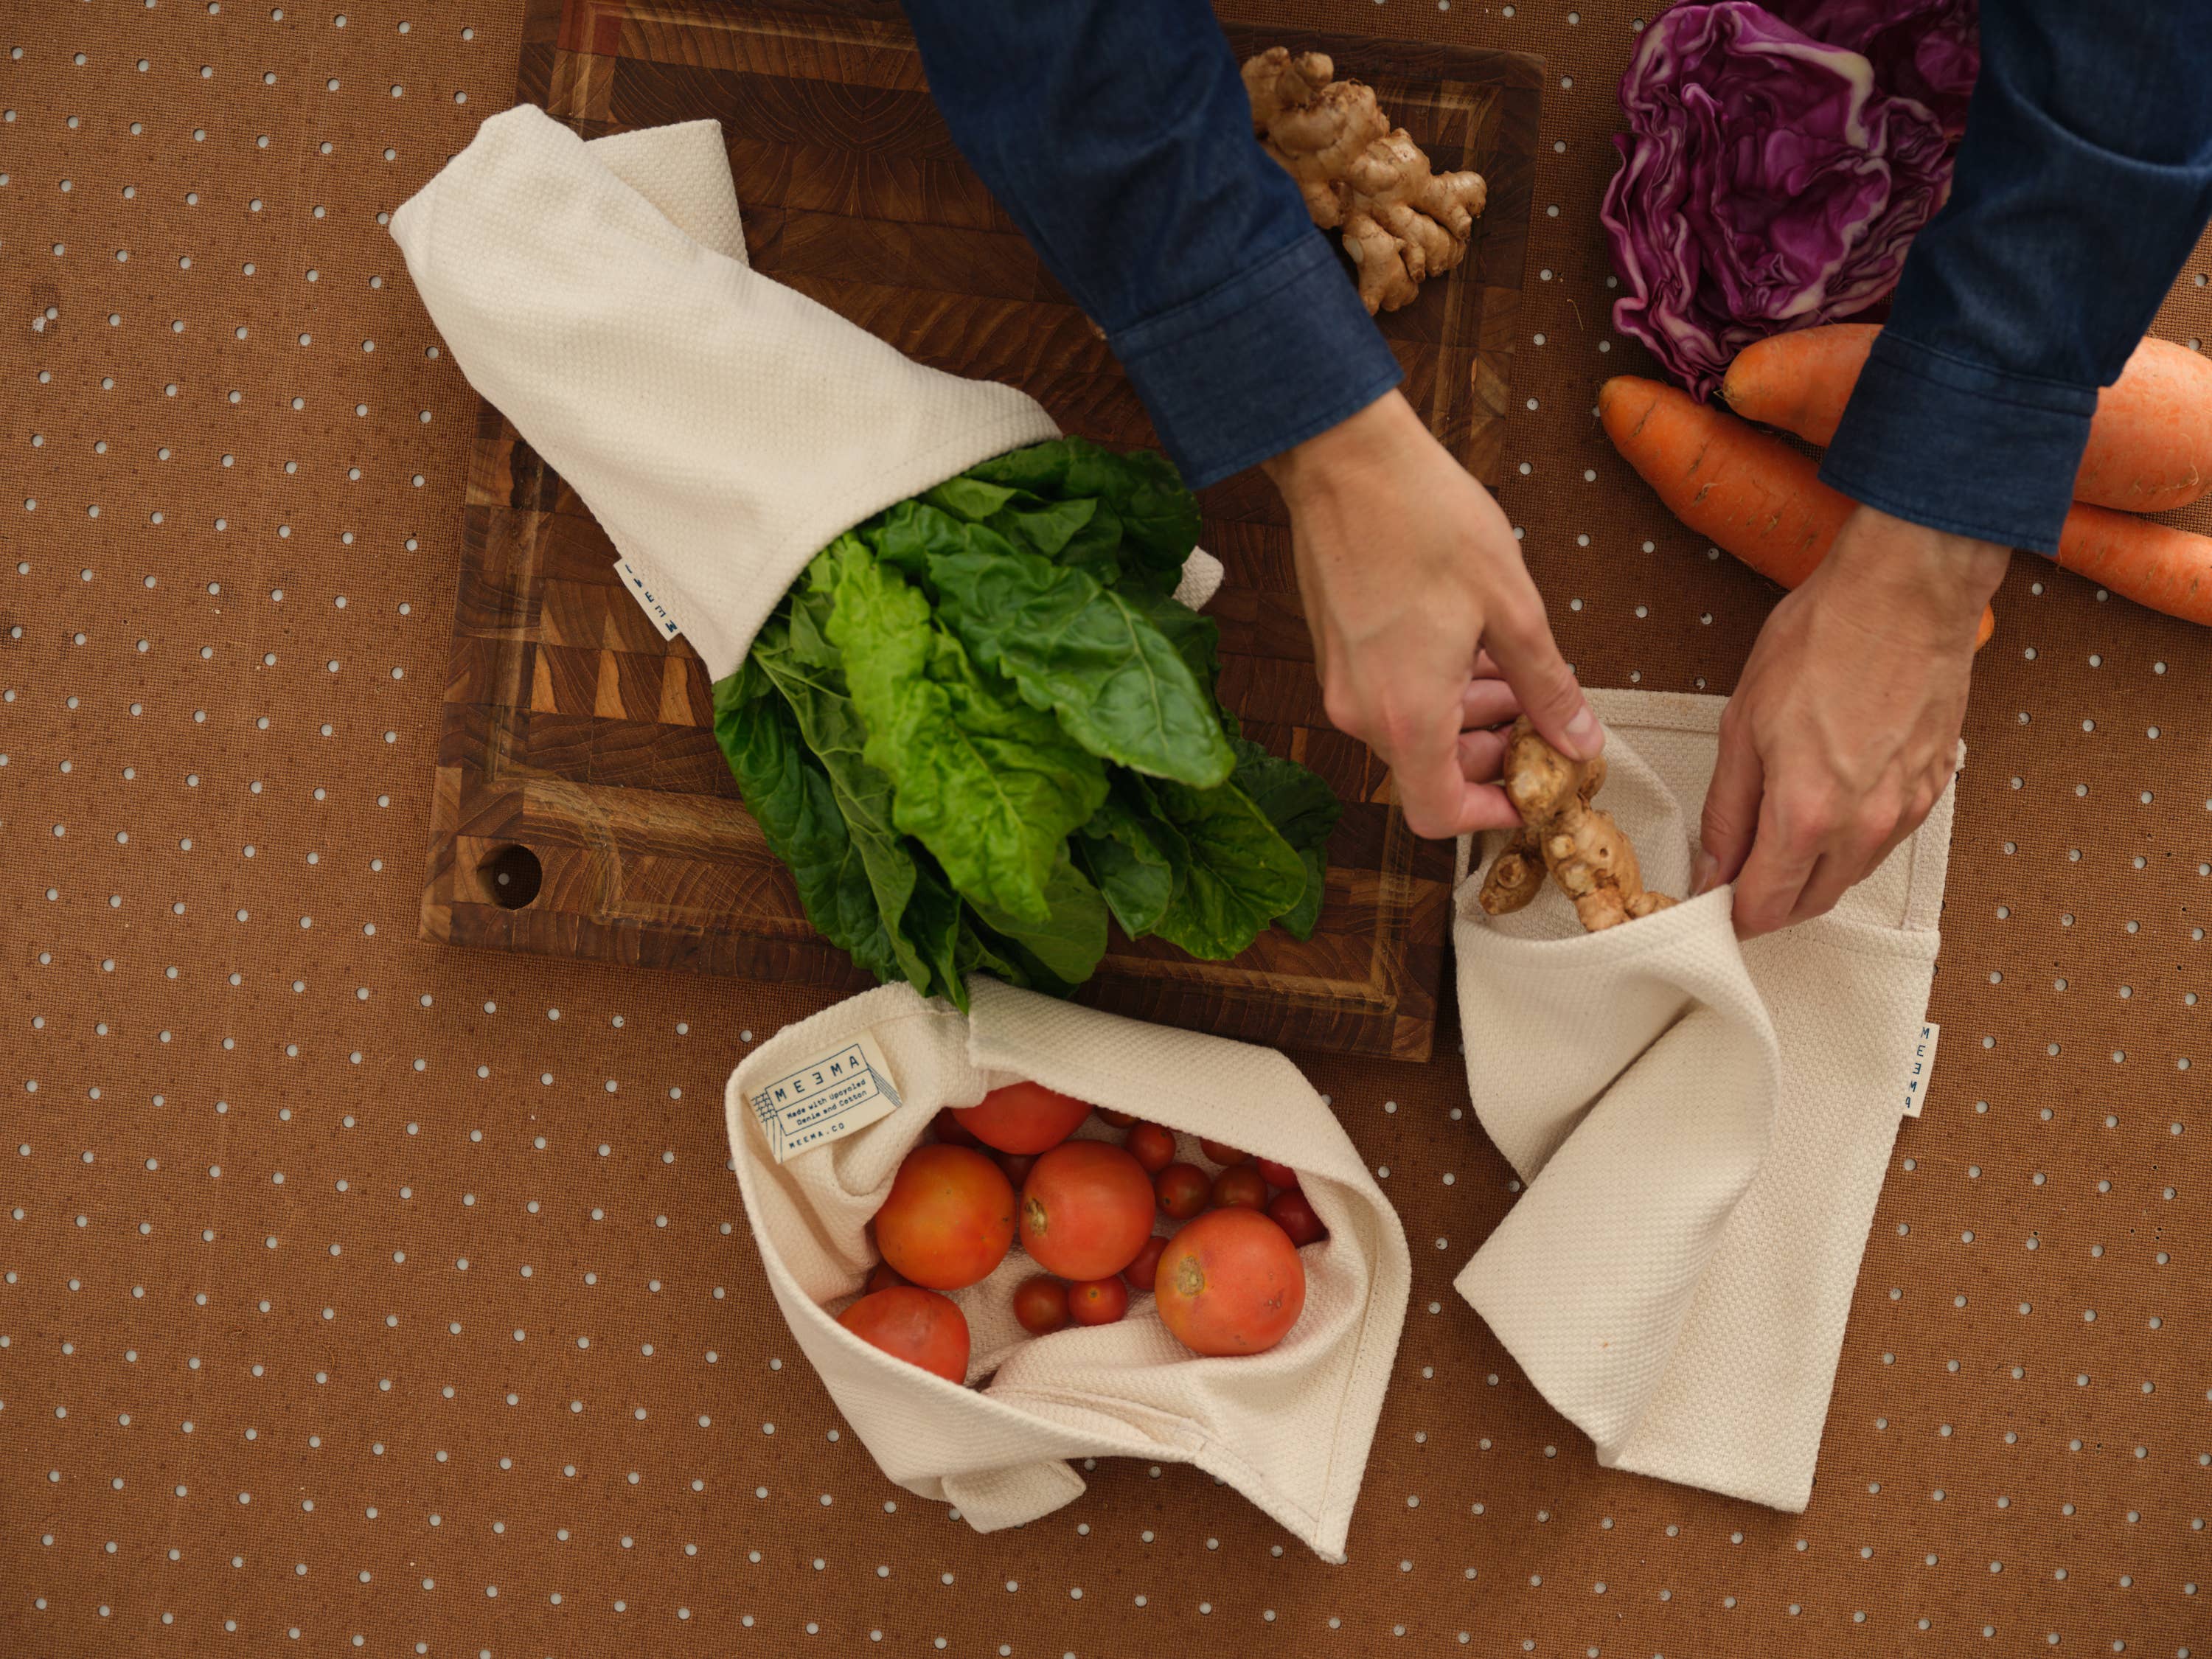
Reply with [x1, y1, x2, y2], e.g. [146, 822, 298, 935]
[1820, 4, 2212, 555]
[898, 0, 1404, 489]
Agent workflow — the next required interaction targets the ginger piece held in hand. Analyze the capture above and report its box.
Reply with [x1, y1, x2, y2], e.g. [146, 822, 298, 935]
[1241, 46, 1489, 315]
[1478, 718, 1677, 931]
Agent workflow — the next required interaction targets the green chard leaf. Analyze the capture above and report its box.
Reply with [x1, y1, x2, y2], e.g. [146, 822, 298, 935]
[1074, 788, 1183, 939]
[710, 653, 912, 992]
[926, 535, 1234, 787]
[967, 437, 1200, 590]
[964, 849, 1108, 987]
[744, 611, 962, 1001]
[1230, 737, 1342, 941]
[922, 475, 1019, 524]
[1141, 774, 1308, 960]
[824, 535, 1107, 926]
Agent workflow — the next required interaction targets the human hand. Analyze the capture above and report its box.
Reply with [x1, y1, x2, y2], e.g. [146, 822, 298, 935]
[1696, 503, 2010, 936]
[1262, 391, 1599, 838]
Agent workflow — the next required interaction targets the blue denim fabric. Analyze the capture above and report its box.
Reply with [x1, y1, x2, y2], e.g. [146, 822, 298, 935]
[904, 0, 2212, 544]
[1816, 4, 2212, 554]
[899, 0, 1402, 489]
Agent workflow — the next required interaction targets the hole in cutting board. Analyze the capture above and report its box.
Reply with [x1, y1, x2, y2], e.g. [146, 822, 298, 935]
[479, 844, 543, 910]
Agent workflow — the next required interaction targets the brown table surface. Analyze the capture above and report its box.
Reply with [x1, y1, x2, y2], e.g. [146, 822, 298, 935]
[4, 1, 2208, 1655]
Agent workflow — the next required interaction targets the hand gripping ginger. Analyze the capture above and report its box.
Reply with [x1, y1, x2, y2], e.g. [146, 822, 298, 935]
[1477, 718, 1678, 932]
[1241, 46, 1489, 315]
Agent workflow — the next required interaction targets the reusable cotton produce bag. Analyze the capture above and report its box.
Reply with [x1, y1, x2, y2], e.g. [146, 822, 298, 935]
[388, 105, 1221, 681]
[725, 977, 1412, 1560]
[1454, 688, 1958, 1512]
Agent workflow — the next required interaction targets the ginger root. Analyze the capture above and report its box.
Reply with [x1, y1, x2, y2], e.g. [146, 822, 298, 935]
[1477, 718, 1677, 932]
[1241, 46, 1488, 315]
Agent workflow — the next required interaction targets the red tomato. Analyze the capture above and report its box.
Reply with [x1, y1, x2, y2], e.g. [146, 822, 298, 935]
[1068, 1276, 1130, 1326]
[863, 1261, 905, 1295]
[953, 1081, 1093, 1155]
[838, 1286, 970, 1383]
[1121, 1234, 1167, 1294]
[1153, 1209, 1307, 1357]
[1124, 1121, 1176, 1173]
[1012, 1275, 1071, 1337]
[1153, 1162, 1210, 1220]
[932, 1106, 981, 1147]
[873, 1144, 1015, 1290]
[995, 1150, 1037, 1189]
[1254, 1157, 1298, 1191]
[1211, 1164, 1269, 1212]
[1019, 1141, 1156, 1280]
[1266, 1187, 1327, 1247]
[1199, 1138, 1248, 1167]
[1094, 1107, 1138, 1128]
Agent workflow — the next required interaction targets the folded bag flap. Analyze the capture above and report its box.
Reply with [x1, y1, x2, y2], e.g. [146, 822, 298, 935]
[726, 980, 1412, 1560]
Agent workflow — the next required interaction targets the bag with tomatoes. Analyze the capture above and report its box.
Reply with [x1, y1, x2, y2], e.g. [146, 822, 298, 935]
[724, 976, 1412, 1562]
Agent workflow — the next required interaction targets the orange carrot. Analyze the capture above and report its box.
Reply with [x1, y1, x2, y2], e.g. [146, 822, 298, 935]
[1717, 323, 1880, 450]
[1599, 376, 1996, 648]
[1722, 326, 2212, 515]
[2057, 502, 2212, 625]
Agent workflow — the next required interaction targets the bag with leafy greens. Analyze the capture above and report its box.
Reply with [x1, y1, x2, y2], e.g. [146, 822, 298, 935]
[712, 437, 1340, 1012]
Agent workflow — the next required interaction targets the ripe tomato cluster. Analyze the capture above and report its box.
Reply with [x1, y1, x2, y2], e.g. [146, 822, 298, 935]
[835, 1084, 1327, 1381]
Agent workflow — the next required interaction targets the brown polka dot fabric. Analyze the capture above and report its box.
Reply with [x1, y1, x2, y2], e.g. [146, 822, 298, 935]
[4, 1, 2208, 1655]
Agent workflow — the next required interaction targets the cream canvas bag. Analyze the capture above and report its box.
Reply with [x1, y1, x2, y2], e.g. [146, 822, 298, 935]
[726, 978, 1413, 1560]
[1455, 688, 1956, 1512]
[389, 105, 1219, 681]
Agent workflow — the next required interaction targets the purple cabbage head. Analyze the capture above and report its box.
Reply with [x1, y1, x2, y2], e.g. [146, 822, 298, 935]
[1764, 0, 1980, 139]
[1600, 1, 1952, 400]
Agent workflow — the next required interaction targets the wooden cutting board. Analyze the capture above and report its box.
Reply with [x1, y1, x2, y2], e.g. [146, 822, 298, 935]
[419, 0, 1540, 1061]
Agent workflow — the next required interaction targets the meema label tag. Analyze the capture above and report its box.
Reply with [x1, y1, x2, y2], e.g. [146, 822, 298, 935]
[750, 1032, 903, 1163]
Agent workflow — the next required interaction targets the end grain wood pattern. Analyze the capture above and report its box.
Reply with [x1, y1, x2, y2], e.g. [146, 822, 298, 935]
[420, 0, 1541, 1061]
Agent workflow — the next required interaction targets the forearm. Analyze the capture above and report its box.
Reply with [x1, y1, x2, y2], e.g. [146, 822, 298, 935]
[899, 0, 1402, 487]
[1820, 1, 2212, 554]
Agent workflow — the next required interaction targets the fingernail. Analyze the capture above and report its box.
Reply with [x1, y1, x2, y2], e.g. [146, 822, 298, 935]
[1562, 705, 1599, 759]
[1690, 849, 1720, 897]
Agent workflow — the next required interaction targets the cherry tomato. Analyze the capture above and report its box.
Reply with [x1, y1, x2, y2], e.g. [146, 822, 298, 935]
[838, 1285, 970, 1382]
[1012, 1275, 1071, 1337]
[863, 1261, 905, 1295]
[1199, 1138, 1248, 1167]
[1094, 1107, 1138, 1128]
[873, 1144, 1015, 1290]
[1124, 1121, 1176, 1174]
[995, 1150, 1037, 1189]
[953, 1081, 1093, 1155]
[1266, 1187, 1327, 1247]
[1068, 1276, 1130, 1326]
[1153, 1162, 1210, 1221]
[1019, 1141, 1156, 1280]
[932, 1106, 981, 1147]
[1153, 1208, 1307, 1357]
[1121, 1234, 1167, 1294]
[1254, 1157, 1298, 1191]
[1211, 1164, 1269, 1212]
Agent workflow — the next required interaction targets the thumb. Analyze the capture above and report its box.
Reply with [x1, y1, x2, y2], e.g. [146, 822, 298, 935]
[1697, 707, 1763, 894]
[1482, 585, 1601, 762]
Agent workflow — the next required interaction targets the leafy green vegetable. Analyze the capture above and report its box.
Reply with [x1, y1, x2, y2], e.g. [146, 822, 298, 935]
[966, 849, 1109, 986]
[1142, 774, 1309, 961]
[966, 436, 1200, 590]
[825, 534, 1107, 926]
[1074, 789, 1183, 939]
[1229, 737, 1343, 942]
[745, 610, 956, 1003]
[928, 535, 1232, 787]
[708, 437, 1339, 1006]
[711, 650, 911, 991]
